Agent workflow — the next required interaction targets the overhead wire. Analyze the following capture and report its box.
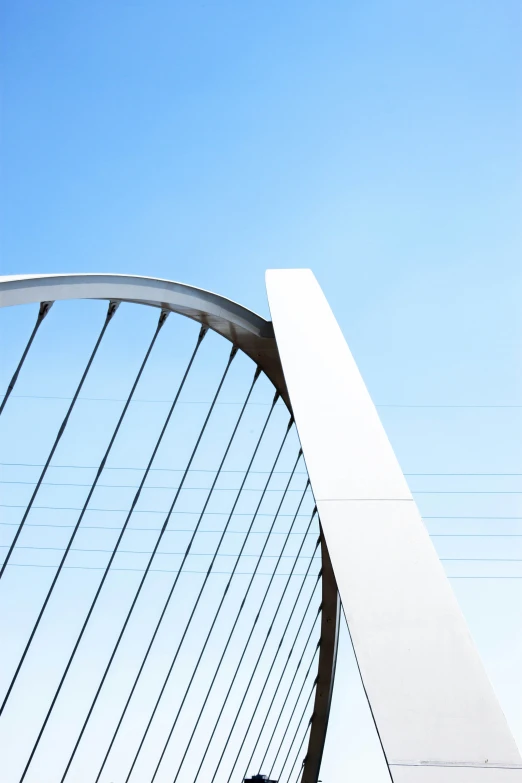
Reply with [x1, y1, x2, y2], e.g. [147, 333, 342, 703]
[2, 564, 521, 578]
[2, 507, 520, 521]
[0, 544, 321, 558]
[1, 545, 517, 563]
[3, 393, 522, 407]
[1, 461, 521, 476]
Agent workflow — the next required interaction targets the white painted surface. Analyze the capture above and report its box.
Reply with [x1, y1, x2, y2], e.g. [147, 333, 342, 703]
[266, 268, 522, 782]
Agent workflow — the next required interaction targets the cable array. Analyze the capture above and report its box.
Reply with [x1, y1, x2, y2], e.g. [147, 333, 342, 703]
[0, 301, 323, 783]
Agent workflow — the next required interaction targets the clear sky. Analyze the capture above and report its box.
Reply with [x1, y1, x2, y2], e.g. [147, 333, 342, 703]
[1, 1, 521, 781]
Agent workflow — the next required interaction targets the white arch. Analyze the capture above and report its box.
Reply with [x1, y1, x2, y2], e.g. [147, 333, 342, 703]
[266, 268, 522, 782]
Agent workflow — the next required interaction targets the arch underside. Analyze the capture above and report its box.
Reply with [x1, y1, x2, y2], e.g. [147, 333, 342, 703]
[0, 272, 340, 783]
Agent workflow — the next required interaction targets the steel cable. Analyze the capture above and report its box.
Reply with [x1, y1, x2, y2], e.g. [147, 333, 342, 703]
[13, 308, 175, 779]
[267, 645, 320, 778]
[192, 503, 317, 783]
[257, 613, 321, 772]
[284, 719, 312, 783]
[0, 300, 118, 582]
[159, 455, 307, 783]
[273, 682, 315, 781]
[121, 403, 292, 783]
[55, 342, 243, 783]
[92, 372, 279, 783]
[228, 546, 322, 782]
[241, 581, 322, 779]
[3, 321, 204, 771]
[208, 507, 319, 783]
[0, 301, 53, 417]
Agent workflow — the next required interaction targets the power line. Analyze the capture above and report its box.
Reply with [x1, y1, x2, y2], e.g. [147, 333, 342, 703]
[0, 506, 314, 517]
[1, 509, 520, 522]
[0, 521, 315, 534]
[0, 481, 308, 492]
[1, 394, 283, 405]
[2, 462, 521, 476]
[0, 546, 518, 562]
[0, 544, 321, 558]
[1, 482, 520, 493]
[3, 522, 520, 537]
[2, 563, 521, 578]
[3, 394, 522, 407]
[0, 563, 320, 576]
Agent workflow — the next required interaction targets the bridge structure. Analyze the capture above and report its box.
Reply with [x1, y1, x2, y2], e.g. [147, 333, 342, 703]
[0, 269, 520, 783]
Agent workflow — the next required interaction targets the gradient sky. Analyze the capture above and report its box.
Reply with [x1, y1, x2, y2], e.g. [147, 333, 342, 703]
[1, 1, 521, 780]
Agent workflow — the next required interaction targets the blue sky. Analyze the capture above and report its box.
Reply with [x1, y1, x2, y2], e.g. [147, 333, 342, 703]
[1, 0, 521, 780]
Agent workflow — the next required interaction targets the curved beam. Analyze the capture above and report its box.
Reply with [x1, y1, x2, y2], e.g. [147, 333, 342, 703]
[266, 268, 522, 783]
[0, 273, 288, 405]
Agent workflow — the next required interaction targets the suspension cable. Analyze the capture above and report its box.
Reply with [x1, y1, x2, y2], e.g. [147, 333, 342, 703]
[0, 301, 53, 417]
[156, 453, 306, 783]
[4, 321, 202, 763]
[240, 577, 322, 779]
[257, 614, 321, 772]
[284, 716, 312, 783]
[227, 541, 321, 782]
[208, 507, 318, 783]
[0, 300, 118, 581]
[54, 342, 244, 783]
[13, 308, 176, 780]
[1, 303, 160, 713]
[268, 649, 319, 778]
[96, 376, 280, 783]
[192, 502, 316, 783]
[274, 680, 316, 781]
[121, 402, 292, 783]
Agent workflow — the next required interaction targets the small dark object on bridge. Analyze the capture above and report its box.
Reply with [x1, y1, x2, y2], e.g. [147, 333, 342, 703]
[244, 776, 278, 783]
